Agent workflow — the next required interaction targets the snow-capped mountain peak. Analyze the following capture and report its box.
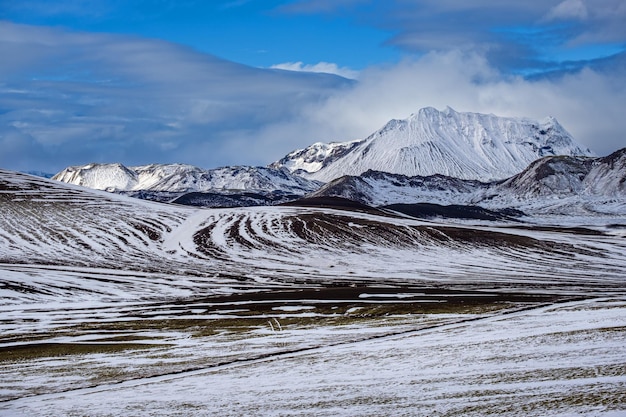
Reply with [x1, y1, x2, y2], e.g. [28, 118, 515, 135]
[269, 139, 363, 175]
[54, 163, 140, 192]
[272, 107, 594, 182]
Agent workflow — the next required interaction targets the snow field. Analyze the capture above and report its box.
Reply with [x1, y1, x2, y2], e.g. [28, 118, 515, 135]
[2, 298, 624, 417]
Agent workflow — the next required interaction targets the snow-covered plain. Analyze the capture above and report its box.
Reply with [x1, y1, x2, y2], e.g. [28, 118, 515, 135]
[2, 298, 625, 416]
[1, 170, 625, 416]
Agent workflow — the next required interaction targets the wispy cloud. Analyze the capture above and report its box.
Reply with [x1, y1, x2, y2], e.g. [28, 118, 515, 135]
[270, 61, 359, 79]
[278, 0, 371, 14]
[219, 0, 254, 10]
[0, 0, 117, 18]
[543, 0, 589, 21]
[280, 0, 626, 73]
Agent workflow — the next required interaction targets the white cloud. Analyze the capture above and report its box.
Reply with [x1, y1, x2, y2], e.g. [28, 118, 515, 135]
[259, 51, 626, 158]
[544, 0, 588, 21]
[270, 61, 359, 79]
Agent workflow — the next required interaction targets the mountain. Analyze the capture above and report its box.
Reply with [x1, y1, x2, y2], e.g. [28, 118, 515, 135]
[482, 148, 626, 214]
[52, 163, 322, 204]
[271, 106, 594, 182]
[50, 108, 614, 213]
[310, 148, 626, 216]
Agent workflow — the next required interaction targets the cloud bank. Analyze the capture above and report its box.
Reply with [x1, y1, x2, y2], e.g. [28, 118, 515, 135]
[0, 21, 350, 172]
[275, 51, 625, 157]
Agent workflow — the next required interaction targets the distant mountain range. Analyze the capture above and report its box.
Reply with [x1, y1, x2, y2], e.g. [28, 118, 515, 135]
[50, 107, 624, 216]
[53, 163, 322, 205]
[271, 107, 593, 182]
[21, 171, 54, 179]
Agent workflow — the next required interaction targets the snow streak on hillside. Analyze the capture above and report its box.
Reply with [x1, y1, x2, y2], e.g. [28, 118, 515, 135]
[273, 107, 593, 182]
[5, 298, 624, 417]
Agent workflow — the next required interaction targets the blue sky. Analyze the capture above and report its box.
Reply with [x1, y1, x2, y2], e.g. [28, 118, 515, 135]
[0, 1, 401, 70]
[1, 0, 625, 172]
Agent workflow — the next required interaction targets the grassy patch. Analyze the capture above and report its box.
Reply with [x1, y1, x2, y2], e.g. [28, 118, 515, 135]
[0, 342, 163, 363]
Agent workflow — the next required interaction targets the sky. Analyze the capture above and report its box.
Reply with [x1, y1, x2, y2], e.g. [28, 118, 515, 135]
[1, 0, 625, 173]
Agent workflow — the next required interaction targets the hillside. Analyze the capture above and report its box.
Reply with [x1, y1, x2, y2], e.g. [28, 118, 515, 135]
[3, 168, 625, 305]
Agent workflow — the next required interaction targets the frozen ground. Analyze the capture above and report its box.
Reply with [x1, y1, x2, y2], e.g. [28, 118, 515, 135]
[1, 170, 625, 416]
[1, 296, 624, 416]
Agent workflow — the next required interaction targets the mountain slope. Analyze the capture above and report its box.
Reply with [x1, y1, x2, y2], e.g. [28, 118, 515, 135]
[483, 148, 626, 214]
[272, 107, 594, 182]
[0, 170, 191, 278]
[309, 170, 485, 206]
[310, 149, 626, 216]
[585, 147, 626, 195]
